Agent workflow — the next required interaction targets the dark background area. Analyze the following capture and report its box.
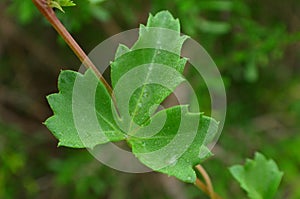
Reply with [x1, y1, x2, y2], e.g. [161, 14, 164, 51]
[0, 0, 300, 198]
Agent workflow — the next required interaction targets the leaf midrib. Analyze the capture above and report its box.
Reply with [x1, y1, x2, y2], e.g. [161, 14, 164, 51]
[128, 49, 158, 132]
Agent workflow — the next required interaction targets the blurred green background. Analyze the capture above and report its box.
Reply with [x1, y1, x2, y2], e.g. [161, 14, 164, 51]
[0, 0, 300, 198]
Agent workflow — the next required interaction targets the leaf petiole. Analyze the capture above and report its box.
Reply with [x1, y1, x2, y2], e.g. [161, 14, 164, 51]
[194, 164, 222, 199]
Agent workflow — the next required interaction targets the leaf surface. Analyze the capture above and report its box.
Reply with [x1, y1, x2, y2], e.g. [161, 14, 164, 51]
[111, 11, 188, 127]
[129, 105, 218, 183]
[45, 69, 125, 148]
[229, 152, 283, 199]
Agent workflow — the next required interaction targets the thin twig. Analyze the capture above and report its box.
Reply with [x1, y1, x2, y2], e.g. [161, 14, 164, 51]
[196, 164, 215, 198]
[194, 178, 223, 199]
[194, 164, 223, 199]
[194, 177, 209, 193]
[31, 0, 112, 94]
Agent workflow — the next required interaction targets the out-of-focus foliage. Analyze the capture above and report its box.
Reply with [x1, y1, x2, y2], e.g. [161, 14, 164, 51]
[229, 153, 283, 199]
[0, 123, 178, 199]
[0, 121, 114, 199]
[1, 0, 300, 198]
[0, 123, 33, 198]
[7, 1, 38, 24]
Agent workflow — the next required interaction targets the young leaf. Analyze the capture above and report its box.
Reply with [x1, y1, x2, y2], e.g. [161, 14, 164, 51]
[49, 0, 76, 13]
[229, 152, 283, 199]
[45, 10, 219, 184]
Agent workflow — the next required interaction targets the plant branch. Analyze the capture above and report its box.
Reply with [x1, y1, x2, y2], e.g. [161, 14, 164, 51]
[195, 177, 209, 193]
[31, 0, 112, 94]
[196, 164, 215, 198]
[194, 164, 223, 199]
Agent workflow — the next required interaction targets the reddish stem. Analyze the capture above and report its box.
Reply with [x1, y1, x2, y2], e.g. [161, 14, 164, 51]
[32, 0, 112, 94]
[194, 164, 223, 199]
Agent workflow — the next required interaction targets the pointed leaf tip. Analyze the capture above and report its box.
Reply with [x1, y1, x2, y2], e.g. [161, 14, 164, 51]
[147, 10, 180, 32]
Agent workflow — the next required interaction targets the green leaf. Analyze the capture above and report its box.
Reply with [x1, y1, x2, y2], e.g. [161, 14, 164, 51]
[229, 152, 283, 199]
[129, 105, 218, 183]
[111, 11, 188, 127]
[49, 0, 76, 13]
[45, 10, 219, 183]
[45, 69, 125, 148]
